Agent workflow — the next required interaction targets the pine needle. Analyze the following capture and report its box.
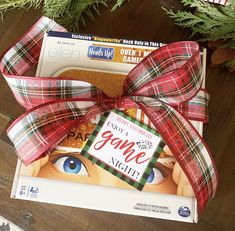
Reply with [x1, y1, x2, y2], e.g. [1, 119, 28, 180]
[111, 0, 128, 11]
[0, 0, 128, 31]
[164, 0, 235, 69]
[164, 0, 235, 41]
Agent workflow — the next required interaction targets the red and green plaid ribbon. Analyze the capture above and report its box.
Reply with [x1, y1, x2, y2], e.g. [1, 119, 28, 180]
[0, 16, 218, 213]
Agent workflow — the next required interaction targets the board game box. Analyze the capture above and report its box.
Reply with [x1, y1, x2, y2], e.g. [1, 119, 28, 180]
[11, 31, 206, 222]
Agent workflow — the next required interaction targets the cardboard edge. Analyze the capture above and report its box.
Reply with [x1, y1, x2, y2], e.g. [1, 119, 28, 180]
[35, 33, 48, 77]
[10, 159, 23, 198]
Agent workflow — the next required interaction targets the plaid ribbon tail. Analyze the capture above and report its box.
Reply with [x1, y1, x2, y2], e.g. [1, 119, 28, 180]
[136, 98, 218, 213]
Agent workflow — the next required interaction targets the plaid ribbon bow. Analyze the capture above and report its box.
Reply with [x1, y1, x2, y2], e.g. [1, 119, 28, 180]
[0, 17, 218, 213]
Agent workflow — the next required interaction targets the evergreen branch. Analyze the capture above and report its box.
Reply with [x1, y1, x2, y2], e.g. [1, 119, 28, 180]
[181, 0, 195, 6]
[219, 40, 235, 51]
[0, 0, 42, 10]
[224, 57, 235, 70]
[164, 0, 235, 69]
[0, 0, 128, 31]
[0, 0, 42, 18]
[164, 0, 235, 41]
[45, 0, 109, 31]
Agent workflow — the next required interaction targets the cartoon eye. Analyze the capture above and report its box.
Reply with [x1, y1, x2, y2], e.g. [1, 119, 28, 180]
[147, 167, 165, 184]
[52, 155, 88, 175]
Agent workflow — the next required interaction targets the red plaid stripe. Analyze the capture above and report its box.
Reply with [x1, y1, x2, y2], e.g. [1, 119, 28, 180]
[0, 16, 218, 213]
[175, 89, 209, 123]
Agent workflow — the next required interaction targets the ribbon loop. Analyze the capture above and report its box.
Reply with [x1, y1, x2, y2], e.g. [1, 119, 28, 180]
[0, 16, 218, 213]
[124, 41, 202, 106]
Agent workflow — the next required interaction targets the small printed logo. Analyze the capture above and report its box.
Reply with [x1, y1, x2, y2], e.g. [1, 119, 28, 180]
[28, 186, 39, 198]
[29, 186, 39, 194]
[0, 222, 10, 231]
[178, 206, 191, 217]
[88, 46, 114, 60]
[19, 185, 27, 196]
[136, 140, 153, 150]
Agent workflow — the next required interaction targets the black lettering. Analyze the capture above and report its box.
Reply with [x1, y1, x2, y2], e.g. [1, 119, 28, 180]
[85, 133, 90, 141]
[76, 132, 83, 141]
[67, 131, 75, 139]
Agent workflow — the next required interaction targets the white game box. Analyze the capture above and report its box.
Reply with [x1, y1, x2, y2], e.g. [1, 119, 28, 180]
[11, 31, 206, 222]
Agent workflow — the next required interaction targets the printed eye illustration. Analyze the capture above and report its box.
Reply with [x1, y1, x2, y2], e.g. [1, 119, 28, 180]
[52, 155, 88, 175]
[147, 167, 165, 184]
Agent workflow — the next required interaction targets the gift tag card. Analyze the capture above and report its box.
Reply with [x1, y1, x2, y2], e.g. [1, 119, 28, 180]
[80, 109, 164, 190]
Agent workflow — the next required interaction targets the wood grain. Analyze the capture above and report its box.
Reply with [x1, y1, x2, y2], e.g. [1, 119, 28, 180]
[0, 113, 10, 134]
[0, 8, 42, 118]
[0, 1, 235, 230]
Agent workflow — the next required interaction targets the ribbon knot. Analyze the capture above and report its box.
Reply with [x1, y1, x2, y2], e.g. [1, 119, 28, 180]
[114, 96, 124, 109]
[0, 16, 218, 213]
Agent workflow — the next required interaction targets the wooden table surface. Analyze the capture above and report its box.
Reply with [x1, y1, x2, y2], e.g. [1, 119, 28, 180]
[0, 1, 235, 231]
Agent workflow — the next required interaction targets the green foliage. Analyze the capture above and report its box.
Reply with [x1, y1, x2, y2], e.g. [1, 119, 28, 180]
[164, 0, 235, 41]
[0, 0, 128, 31]
[164, 0, 235, 68]
[0, 0, 42, 10]
[0, 0, 42, 18]
[44, 0, 110, 31]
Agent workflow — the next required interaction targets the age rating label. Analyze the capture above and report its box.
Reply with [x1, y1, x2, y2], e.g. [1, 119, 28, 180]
[80, 109, 164, 190]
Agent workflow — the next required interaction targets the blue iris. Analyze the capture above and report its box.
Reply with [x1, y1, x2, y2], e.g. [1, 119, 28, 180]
[147, 170, 154, 183]
[63, 156, 82, 174]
